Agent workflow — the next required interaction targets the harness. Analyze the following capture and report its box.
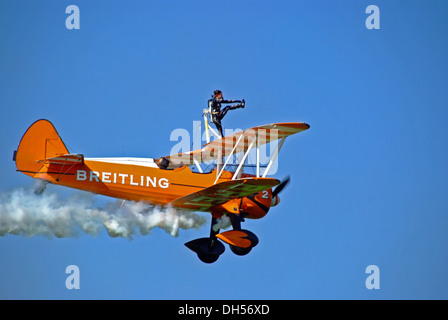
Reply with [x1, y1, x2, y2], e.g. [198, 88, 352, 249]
[208, 99, 221, 118]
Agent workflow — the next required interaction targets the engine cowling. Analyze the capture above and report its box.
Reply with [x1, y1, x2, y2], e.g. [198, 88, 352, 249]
[240, 189, 272, 219]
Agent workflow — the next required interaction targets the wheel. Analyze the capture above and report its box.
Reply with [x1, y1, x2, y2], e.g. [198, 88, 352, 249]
[197, 239, 225, 263]
[185, 237, 225, 264]
[229, 229, 259, 256]
[197, 252, 221, 263]
[230, 245, 252, 256]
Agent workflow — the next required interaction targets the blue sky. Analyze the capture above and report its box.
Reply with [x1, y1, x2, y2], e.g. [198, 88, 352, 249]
[1, 0, 448, 299]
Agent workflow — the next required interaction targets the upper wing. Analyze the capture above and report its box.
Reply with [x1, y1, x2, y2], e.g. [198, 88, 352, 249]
[205, 122, 310, 156]
[169, 177, 280, 211]
[159, 122, 310, 166]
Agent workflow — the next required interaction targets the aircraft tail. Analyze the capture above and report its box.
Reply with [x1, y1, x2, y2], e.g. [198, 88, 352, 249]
[14, 119, 69, 178]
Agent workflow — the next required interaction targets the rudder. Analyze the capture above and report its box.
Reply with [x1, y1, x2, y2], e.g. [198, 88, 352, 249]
[14, 119, 69, 178]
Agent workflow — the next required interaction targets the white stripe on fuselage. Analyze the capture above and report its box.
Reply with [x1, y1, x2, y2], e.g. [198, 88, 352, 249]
[85, 157, 159, 168]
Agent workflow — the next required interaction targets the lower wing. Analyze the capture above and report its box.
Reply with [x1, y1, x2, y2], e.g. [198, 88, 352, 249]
[169, 177, 280, 212]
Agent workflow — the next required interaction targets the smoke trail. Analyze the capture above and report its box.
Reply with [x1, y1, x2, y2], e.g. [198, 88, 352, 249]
[0, 184, 207, 239]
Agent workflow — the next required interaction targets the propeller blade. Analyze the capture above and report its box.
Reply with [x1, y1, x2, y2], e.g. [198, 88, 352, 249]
[272, 176, 290, 197]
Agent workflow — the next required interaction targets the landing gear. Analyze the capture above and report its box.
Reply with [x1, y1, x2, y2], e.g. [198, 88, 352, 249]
[185, 214, 259, 263]
[185, 218, 225, 264]
[229, 229, 258, 256]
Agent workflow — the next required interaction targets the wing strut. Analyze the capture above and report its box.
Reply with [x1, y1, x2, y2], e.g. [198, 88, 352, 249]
[214, 133, 244, 183]
[232, 137, 256, 180]
[262, 136, 286, 177]
[213, 129, 286, 182]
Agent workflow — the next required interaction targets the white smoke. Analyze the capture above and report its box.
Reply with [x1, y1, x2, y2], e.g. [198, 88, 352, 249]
[0, 183, 207, 239]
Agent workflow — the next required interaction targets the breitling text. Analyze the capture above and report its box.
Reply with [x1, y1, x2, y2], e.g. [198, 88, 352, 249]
[76, 170, 169, 188]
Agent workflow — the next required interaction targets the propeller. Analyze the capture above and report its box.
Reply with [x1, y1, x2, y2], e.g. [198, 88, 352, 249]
[272, 175, 290, 197]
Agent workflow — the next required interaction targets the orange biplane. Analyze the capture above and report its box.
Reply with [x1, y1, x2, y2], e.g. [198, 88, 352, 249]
[14, 118, 309, 263]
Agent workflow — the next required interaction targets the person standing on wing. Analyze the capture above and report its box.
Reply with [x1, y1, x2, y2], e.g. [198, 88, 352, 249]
[209, 90, 245, 137]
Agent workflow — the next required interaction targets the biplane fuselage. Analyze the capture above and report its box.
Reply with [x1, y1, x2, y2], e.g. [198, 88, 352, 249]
[14, 119, 309, 263]
[32, 157, 273, 220]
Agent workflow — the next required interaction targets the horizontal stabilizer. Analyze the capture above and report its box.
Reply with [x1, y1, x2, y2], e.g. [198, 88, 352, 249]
[38, 154, 84, 166]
